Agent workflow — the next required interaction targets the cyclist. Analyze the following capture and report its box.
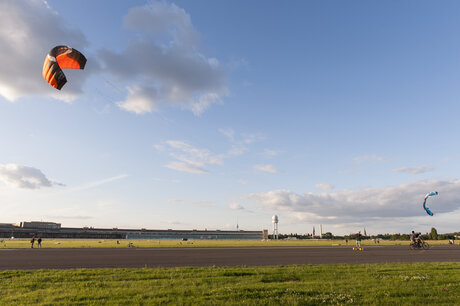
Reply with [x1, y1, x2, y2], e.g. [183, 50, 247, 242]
[416, 232, 423, 247]
[410, 230, 416, 247]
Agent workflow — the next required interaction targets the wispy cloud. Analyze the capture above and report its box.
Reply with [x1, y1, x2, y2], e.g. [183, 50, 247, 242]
[393, 166, 434, 175]
[161, 140, 222, 174]
[167, 140, 223, 165]
[165, 162, 209, 174]
[160, 128, 263, 174]
[70, 174, 128, 191]
[254, 164, 279, 173]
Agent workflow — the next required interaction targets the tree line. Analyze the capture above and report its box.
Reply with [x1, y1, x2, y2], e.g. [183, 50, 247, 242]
[269, 228, 459, 240]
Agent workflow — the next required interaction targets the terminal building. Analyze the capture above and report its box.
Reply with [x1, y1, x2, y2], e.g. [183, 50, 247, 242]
[0, 221, 267, 240]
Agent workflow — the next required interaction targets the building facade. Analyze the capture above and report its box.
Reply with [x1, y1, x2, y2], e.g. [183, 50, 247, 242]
[0, 222, 265, 240]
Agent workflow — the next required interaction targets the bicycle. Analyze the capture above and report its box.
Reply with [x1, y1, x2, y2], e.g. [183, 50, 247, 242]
[410, 240, 430, 250]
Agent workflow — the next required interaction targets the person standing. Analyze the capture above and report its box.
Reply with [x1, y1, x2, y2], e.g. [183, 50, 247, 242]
[30, 237, 35, 249]
[37, 237, 42, 248]
[355, 231, 362, 250]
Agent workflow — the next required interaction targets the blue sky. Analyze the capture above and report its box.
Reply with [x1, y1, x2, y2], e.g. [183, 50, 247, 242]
[0, 0, 460, 235]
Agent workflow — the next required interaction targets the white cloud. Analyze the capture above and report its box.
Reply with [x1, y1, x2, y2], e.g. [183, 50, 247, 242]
[167, 140, 223, 164]
[159, 140, 225, 174]
[315, 183, 335, 191]
[0, 164, 57, 189]
[354, 154, 385, 163]
[254, 164, 279, 173]
[0, 0, 89, 102]
[116, 86, 160, 114]
[246, 179, 460, 222]
[160, 130, 262, 174]
[393, 166, 434, 175]
[165, 162, 209, 174]
[229, 203, 244, 210]
[99, 1, 227, 115]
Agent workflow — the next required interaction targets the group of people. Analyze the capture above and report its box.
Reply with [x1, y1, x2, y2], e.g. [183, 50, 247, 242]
[30, 237, 42, 248]
[354, 230, 426, 249]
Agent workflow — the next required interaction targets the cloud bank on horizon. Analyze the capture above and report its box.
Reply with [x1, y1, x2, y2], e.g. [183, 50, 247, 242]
[246, 179, 460, 225]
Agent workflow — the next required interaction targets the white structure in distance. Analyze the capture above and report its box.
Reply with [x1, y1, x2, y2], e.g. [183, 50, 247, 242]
[272, 215, 279, 239]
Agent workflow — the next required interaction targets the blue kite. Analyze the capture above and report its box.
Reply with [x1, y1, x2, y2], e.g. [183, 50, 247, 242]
[423, 191, 438, 216]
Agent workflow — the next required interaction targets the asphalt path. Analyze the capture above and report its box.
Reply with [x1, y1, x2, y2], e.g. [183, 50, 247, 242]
[0, 245, 459, 270]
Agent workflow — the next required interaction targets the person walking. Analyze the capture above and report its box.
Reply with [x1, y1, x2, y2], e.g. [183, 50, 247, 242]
[30, 237, 35, 249]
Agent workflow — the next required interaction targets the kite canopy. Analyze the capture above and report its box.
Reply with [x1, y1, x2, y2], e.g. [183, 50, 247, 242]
[42, 46, 86, 90]
[423, 191, 438, 216]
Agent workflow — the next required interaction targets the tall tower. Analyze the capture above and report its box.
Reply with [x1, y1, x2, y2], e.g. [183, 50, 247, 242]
[320, 224, 323, 238]
[272, 215, 279, 239]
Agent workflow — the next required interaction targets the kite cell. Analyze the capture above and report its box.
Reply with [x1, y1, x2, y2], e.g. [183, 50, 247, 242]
[42, 46, 87, 90]
[423, 191, 438, 216]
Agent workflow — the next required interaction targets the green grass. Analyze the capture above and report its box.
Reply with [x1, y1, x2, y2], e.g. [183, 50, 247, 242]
[0, 263, 459, 304]
[0, 239, 455, 249]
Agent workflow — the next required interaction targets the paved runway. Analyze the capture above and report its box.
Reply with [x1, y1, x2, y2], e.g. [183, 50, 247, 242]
[0, 245, 459, 270]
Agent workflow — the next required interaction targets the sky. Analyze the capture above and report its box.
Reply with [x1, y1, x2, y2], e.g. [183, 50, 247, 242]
[0, 0, 460, 235]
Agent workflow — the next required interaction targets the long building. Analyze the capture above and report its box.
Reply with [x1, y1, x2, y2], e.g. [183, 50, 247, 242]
[0, 222, 267, 240]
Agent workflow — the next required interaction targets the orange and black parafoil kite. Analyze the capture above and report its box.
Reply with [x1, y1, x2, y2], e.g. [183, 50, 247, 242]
[42, 46, 86, 90]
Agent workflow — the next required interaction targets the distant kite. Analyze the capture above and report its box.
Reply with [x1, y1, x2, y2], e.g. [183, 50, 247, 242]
[42, 46, 86, 90]
[423, 191, 438, 216]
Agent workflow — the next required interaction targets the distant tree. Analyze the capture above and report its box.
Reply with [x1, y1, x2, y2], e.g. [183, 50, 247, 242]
[400, 234, 410, 241]
[430, 227, 438, 240]
[322, 232, 333, 239]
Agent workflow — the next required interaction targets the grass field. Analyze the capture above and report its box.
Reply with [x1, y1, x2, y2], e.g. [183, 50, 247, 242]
[0, 239, 456, 249]
[0, 263, 459, 304]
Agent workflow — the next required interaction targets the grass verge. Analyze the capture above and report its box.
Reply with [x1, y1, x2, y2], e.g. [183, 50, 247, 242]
[0, 239, 456, 249]
[0, 263, 459, 304]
